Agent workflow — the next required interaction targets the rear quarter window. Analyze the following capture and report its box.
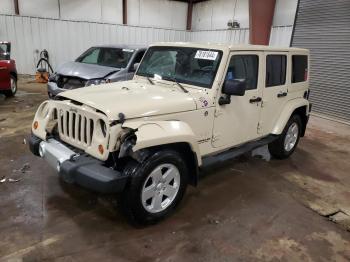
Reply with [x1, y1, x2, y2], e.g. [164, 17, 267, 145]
[292, 55, 308, 83]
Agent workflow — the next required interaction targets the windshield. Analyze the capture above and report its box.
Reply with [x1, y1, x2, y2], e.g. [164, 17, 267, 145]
[76, 47, 134, 68]
[0, 44, 9, 60]
[136, 46, 223, 88]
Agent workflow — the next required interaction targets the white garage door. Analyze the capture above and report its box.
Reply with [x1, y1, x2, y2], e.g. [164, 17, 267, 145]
[291, 0, 350, 122]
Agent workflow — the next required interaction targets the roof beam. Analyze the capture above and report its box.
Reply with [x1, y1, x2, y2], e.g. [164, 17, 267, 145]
[249, 0, 276, 45]
[14, 0, 19, 15]
[122, 0, 127, 25]
[186, 0, 193, 30]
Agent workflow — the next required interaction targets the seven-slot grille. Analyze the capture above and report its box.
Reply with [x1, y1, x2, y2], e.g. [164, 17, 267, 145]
[58, 109, 95, 146]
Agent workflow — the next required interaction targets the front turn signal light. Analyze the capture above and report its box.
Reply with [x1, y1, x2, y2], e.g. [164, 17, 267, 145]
[33, 121, 39, 130]
[98, 144, 104, 155]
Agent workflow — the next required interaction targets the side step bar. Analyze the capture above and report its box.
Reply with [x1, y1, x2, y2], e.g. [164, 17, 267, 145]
[201, 135, 278, 168]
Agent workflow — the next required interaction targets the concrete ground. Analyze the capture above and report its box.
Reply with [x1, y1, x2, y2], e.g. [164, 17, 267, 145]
[0, 76, 349, 261]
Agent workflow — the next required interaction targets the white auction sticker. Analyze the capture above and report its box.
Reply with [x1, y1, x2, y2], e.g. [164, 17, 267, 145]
[195, 50, 218, 60]
[122, 49, 134, 52]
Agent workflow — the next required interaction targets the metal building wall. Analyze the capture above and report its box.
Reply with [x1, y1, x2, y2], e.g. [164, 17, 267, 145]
[0, 14, 292, 75]
[291, 0, 350, 122]
[0, 14, 190, 74]
[269, 25, 293, 47]
[189, 28, 249, 44]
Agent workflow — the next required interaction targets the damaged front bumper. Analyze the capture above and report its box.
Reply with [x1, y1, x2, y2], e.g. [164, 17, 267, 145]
[47, 81, 66, 98]
[29, 134, 128, 194]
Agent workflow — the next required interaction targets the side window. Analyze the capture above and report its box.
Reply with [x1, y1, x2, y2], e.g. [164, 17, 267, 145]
[226, 55, 259, 90]
[292, 55, 308, 83]
[80, 48, 100, 64]
[266, 55, 286, 87]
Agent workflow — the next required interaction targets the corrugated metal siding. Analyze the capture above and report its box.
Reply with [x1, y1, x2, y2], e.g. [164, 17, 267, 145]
[0, 14, 190, 74]
[190, 28, 250, 44]
[291, 0, 350, 122]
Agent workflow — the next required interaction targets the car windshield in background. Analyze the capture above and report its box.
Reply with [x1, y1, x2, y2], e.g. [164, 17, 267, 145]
[76, 47, 134, 68]
[0, 44, 8, 60]
[136, 46, 223, 88]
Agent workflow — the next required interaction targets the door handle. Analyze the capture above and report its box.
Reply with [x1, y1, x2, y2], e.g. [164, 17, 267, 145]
[249, 97, 262, 103]
[277, 92, 287, 98]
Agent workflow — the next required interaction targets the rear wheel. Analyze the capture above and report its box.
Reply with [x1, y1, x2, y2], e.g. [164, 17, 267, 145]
[4, 75, 17, 97]
[268, 115, 302, 159]
[118, 149, 188, 225]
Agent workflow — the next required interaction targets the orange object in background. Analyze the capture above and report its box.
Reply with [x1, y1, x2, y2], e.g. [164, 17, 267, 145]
[35, 50, 53, 83]
[35, 69, 49, 83]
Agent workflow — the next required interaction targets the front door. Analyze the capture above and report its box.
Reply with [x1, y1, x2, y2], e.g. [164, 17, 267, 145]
[212, 52, 264, 148]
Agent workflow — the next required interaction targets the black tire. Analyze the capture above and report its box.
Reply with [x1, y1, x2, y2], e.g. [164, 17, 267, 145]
[118, 149, 188, 225]
[4, 75, 17, 97]
[268, 114, 302, 159]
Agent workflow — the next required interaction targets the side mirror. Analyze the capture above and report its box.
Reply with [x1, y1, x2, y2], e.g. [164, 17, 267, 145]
[222, 79, 246, 96]
[132, 63, 140, 72]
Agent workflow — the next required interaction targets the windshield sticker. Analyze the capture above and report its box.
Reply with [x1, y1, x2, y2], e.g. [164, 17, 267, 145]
[195, 50, 218, 60]
[122, 49, 134, 52]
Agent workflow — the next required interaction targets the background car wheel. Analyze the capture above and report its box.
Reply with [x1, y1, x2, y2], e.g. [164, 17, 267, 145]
[4, 75, 17, 97]
[118, 149, 188, 225]
[268, 114, 302, 159]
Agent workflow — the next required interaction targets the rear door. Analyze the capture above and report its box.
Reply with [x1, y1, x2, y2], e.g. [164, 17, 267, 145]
[212, 51, 264, 148]
[260, 52, 289, 135]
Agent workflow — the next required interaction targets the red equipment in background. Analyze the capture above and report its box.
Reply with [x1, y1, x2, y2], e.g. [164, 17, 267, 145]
[0, 42, 17, 97]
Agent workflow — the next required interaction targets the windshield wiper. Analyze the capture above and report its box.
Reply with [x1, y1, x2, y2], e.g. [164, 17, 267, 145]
[170, 77, 188, 93]
[147, 77, 154, 85]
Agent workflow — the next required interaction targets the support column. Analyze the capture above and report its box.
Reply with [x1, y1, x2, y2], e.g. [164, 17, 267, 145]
[122, 0, 127, 25]
[14, 0, 19, 15]
[249, 0, 276, 45]
[186, 0, 193, 31]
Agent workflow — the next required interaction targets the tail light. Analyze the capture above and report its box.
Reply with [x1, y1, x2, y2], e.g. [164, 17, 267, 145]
[304, 69, 308, 81]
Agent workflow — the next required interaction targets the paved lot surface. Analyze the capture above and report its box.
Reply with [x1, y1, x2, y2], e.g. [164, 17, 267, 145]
[0, 77, 350, 261]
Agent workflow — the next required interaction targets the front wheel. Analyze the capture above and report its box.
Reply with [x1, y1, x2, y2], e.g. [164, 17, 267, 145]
[118, 150, 188, 225]
[268, 115, 302, 159]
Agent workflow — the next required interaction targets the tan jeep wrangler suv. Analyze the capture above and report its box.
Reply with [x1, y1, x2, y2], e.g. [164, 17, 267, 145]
[29, 43, 311, 225]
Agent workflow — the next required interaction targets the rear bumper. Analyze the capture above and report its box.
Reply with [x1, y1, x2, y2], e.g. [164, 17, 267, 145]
[29, 135, 127, 194]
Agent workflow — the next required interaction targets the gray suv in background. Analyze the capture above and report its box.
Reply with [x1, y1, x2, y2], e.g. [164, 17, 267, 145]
[47, 45, 146, 98]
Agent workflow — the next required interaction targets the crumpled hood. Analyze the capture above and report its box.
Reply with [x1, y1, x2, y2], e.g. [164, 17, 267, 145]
[56, 61, 119, 79]
[58, 80, 198, 120]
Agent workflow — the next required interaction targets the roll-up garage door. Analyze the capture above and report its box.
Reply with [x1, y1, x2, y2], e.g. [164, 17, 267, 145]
[291, 0, 350, 122]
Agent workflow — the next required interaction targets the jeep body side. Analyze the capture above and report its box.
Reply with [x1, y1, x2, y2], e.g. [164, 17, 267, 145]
[29, 43, 310, 224]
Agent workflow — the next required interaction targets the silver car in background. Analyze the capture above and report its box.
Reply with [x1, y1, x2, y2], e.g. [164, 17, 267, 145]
[47, 45, 146, 98]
